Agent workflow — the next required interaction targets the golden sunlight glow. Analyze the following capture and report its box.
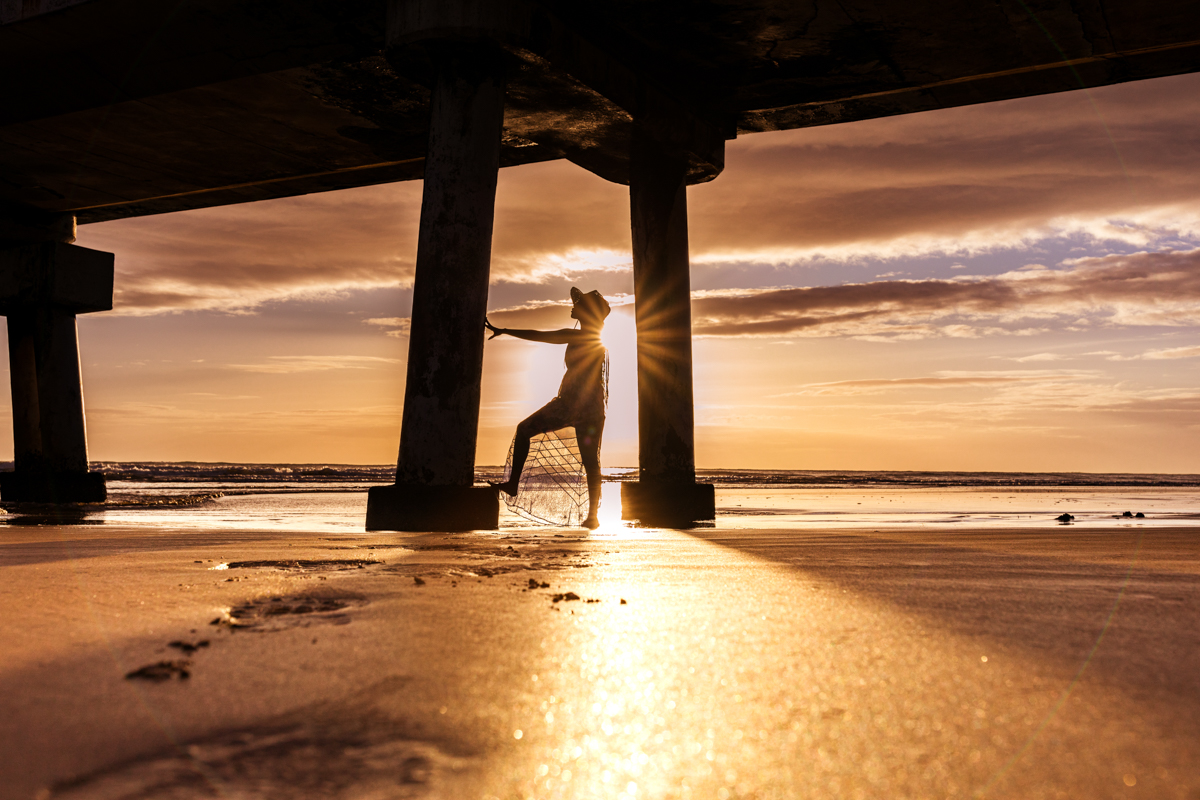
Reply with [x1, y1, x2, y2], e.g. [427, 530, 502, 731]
[525, 248, 632, 281]
[600, 312, 639, 464]
[505, 307, 642, 476]
[599, 310, 633, 354]
[523, 341, 566, 408]
[592, 481, 628, 534]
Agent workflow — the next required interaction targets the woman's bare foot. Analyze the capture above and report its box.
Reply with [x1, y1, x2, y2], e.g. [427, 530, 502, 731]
[489, 479, 519, 497]
[582, 515, 599, 530]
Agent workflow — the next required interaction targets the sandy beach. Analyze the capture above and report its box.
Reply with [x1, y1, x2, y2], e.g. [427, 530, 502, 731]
[2, 487, 1198, 800]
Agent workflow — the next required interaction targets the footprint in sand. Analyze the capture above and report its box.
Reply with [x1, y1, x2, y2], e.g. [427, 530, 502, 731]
[46, 719, 471, 799]
[210, 592, 368, 632]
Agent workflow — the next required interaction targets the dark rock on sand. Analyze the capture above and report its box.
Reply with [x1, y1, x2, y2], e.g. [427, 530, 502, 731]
[125, 661, 191, 681]
[1056, 513, 1075, 523]
[226, 559, 379, 572]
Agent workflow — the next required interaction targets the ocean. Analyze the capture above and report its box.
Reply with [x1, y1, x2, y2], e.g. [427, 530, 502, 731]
[3, 462, 1197, 533]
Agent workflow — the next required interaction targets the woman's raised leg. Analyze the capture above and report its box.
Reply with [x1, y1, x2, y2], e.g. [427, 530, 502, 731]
[493, 418, 533, 497]
[491, 401, 565, 497]
[578, 418, 604, 529]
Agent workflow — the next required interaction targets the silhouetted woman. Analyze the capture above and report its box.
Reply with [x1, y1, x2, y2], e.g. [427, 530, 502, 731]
[486, 288, 610, 529]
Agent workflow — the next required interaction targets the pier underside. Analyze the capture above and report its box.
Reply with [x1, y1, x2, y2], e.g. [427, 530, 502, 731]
[4, 0, 1200, 515]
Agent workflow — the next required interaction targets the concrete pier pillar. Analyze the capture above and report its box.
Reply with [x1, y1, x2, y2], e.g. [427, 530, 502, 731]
[366, 45, 504, 531]
[621, 131, 715, 525]
[0, 236, 112, 503]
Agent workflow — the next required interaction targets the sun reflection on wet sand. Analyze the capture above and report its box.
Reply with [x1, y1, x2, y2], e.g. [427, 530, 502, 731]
[497, 529, 713, 799]
[476, 524, 1200, 800]
[591, 482, 633, 537]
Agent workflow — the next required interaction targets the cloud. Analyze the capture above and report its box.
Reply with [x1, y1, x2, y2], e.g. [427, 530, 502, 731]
[492, 247, 633, 284]
[780, 371, 1096, 396]
[77, 183, 425, 316]
[1139, 345, 1200, 360]
[182, 392, 260, 399]
[770, 371, 1200, 433]
[931, 385, 1200, 424]
[1104, 344, 1200, 361]
[691, 248, 1200, 339]
[688, 72, 1200, 266]
[364, 317, 412, 338]
[228, 355, 401, 374]
[1008, 353, 1068, 363]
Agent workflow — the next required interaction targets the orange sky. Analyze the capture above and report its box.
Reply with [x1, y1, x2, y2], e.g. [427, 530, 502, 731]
[7, 72, 1200, 472]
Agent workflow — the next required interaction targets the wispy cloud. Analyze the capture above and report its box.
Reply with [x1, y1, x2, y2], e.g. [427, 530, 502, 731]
[1104, 344, 1200, 360]
[364, 317, 412, 338]
[492, 248, 633, 284]
[779, 370, 1097, 396]
[1138, 345, 1200, 360]
[228, 355, 401, 374]
[1007, 353, 1069, 362]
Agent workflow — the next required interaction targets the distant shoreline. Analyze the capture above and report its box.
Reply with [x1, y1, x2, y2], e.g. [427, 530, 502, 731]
[1, 461, 1189, 488]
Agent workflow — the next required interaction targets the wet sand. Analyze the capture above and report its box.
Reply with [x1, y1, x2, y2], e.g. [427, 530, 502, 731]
[2, 520, 1199, 799]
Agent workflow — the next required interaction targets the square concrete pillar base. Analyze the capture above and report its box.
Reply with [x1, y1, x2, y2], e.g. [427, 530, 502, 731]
[0, 470, 107, 504]
[366, 483, 499, 531]
[621, 481, 715, 527]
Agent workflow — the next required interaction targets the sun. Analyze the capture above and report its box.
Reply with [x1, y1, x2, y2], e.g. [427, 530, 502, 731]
[598, 309, 638, 462]
[600, 307, 636, 373]
[600, 307, 632, 353]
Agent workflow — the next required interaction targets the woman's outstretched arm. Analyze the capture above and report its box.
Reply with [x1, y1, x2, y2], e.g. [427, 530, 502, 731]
[486, 317, 583, 345]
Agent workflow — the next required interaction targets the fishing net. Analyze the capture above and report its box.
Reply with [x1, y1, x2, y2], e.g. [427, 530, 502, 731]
[502, 427, 589, 526]
[502, 346, 609, 527]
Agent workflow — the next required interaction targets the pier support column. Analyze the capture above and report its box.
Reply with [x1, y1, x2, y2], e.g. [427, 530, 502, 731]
[0, 234, 112, 503]
[621, 131, 715, 526]
[367, 45, 504, 531]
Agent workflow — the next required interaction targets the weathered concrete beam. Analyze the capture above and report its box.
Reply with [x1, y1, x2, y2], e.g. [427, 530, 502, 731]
[0, 0, 390, 127]
[0, 241, 114, 313]
[504, 13, 729, 184]
[0, 0, 94, 25]
[620, 130, 714, 526]
[0, 205, 75, 250]
[366, 42, 504, 531]
[0, 236, 110, 504]
[387, 0, 727, 185]
[739, 38, 1200, 134]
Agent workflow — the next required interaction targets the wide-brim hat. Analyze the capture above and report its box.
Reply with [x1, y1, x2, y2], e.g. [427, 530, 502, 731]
[570, 287, 611, 320]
